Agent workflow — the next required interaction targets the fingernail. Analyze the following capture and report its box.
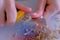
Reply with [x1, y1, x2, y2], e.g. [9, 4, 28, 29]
[28, 8, 32, 12]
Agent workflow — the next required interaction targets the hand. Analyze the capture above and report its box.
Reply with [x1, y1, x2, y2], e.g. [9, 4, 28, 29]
[43, 0, 60, 21]
[0, 0, 32, 27]
[31, 0, 60, 21]
[31, 0, 46, 18]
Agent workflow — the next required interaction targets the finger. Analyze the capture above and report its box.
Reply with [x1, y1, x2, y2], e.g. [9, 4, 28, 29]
[0, 0, 5, 26]
[43, 4, 58, 21]
[31, 13, 39, 18]
[5, 0, 17, 26]
[0, 10, 5, 27]
[15, 2, 32, 12]
[31, 11, 43, 18]
[57, 11, 60, 14]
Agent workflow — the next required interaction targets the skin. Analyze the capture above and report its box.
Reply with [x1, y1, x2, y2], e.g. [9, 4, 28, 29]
[31, 0, 60, 21]
[31, 0, 46, 18]
[0, 0, 60, 26]
[0, 0, 32, 26]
